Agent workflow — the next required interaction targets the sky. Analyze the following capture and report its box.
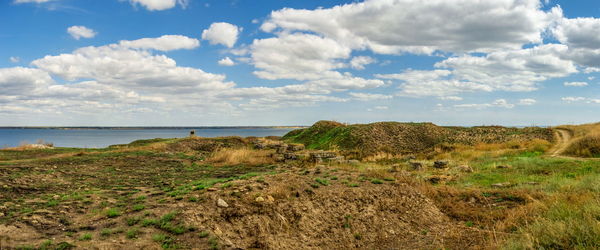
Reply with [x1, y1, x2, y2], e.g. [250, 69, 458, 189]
[1, 0, 600, 126]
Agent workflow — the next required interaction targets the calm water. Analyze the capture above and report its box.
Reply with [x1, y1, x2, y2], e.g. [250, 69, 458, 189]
[0, 128, 296, 148]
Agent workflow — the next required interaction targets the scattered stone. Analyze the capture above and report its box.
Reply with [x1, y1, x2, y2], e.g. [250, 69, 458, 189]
[255, 196, 265, 202]
[254, 142, 266, 149]
[273, 154, 285, 162]
[491, 182, 511, 188]
[287, 144, 305, 152]
[310, 151, 337, 163]
[433, 161, 449, 169]
[457, 165, 473, 173]
[276, 144, 288, 154]
[496, 165, 511, 169]
[217, 198, 229, 208]
[266, 195, 275, 202]
[410, 162, 423, 170]
[330, 156, 345, 163]
[283, 153, 298, 160]
[426, 175, 453, 184]
[348, 159, 360, 165]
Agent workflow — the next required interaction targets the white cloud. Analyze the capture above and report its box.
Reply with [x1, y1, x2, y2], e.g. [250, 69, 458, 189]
[588, 76, 595, 81]
[31, 41, 234, 93]
[128, 0, 187, 11]
[377, 69, 492, 97]
[218, 57, 235, 66]
[563, 81, 588, 87]
[438, 96, 463, 101]
[349, 92, 392, 101]
[119, 35, 199, 51]
[202, 22, 240, 48]
[454, 99, 515, 109]
[561, 96, 586, 102]
[251, 33, 351, 81]
[9, 57, 20, 63]
[67, 26, 97, 40]
[374, 105, 388, 110]
[13, 0, 53, 3]
[262, 0, 559, 54]
[0, 67, 53, 95]
[349, 56, 376, 70]
[518, 98, 537, 105]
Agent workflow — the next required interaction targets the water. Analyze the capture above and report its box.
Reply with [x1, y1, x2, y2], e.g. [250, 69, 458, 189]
[0, 128, 297, 148]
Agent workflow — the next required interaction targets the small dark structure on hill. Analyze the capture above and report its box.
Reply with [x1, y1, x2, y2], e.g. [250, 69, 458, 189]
[189, 130, 196, 137]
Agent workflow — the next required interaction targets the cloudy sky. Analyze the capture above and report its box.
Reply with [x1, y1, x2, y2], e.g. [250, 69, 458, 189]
[1, 0, 600, 126]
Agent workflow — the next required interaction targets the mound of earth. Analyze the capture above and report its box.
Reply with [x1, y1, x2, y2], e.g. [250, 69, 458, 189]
[284, 120, 554, 156]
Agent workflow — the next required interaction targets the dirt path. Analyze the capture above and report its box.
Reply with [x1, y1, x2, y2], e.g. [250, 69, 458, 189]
[549, 128, 573, 156]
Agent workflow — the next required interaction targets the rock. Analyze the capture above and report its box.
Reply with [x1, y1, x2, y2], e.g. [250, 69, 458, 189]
[217, 198, 229, 208]
[491, 182, 511, 188]
[254, 142, 267, 149]
[426, 175, 453, 184]
[273, 154, 285, 162]
[457, 165, 473, 173]
[496, 165, 511, 169]
[410, 162, 423, 170]
[276, 144, 288, 154]
[255, 197, 265, 202]
[310, 151, 337, 160]
[287, 144, 305, 152]
[283, 153, 298, 160]
[433, 161, 449, 169]
[330, 156, 345, 163]
[266, 195, 275, 202]
[0, 212, 4, 217]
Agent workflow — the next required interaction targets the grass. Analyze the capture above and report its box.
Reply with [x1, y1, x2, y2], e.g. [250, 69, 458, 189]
[78, 233, 92, 241]
[209, 147, 273, 165]
[126, 228, 139, 239]
[106, 208, 120, 218]
[132, 204, 145, 211]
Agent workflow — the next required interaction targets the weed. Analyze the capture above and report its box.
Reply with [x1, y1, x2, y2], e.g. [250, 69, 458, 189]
[315, 178, 329, 186]
[370, 179, 384, 184]
[142, 218, 158, 227]
[465, 221, 474, 227]
[198, 231, 210, 238]
[100, 228, 112, 237]
[127, 216, 141, 226]
[188, 196, 198, 202]
[132, 204, 145, 211]
[208, 237, 219, 250]
[353, 233, 362, 240]
[126, 228, 139, 239]
[348, 183, 359, 187]
[106, 208, 120, 218]
[78, 233, 92, 241]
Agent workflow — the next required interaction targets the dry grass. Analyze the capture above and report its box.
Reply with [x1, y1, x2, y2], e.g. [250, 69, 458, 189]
[209, 147, 274, 166]
[563, 133, 600, 157]
[435, 139, 552, 162]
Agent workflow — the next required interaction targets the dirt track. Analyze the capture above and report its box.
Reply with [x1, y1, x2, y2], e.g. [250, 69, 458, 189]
[550, 128, 573, 156]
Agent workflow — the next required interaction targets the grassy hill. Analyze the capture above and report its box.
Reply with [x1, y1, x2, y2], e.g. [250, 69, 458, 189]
[283, 120, 554, 156]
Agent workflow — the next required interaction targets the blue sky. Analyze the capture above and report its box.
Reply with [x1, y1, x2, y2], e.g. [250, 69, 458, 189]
[1, 0, 600, 126]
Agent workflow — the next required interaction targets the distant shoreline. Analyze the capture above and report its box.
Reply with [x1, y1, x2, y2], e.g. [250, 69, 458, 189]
[0, 126, 308, 130]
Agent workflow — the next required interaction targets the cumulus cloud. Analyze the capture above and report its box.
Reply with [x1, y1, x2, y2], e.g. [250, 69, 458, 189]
[67, 26, 97, 40]
[376, 44, 577, 97]
[561, 96, 600, 104]
[128, 0, 188, 11]
[518, 98, 537, 105]
[202, 22, 240, 48]
[454, 99, 515, 109]
[218, 57, 235, 66]
[9, 57, 20, 63]
[438, 96, 463, 101]
[564, 81, 588, 87]
[251, 33, 351, 81]
[348, 92, 392, 101]
[119, 35, 199, 51]
[261, 0, 559, 54]
[349, 56, 376, 70]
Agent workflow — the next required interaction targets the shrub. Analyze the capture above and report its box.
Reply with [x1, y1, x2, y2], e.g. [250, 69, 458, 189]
[78, 233, 92, 241]
[106, 208, 120, 218]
